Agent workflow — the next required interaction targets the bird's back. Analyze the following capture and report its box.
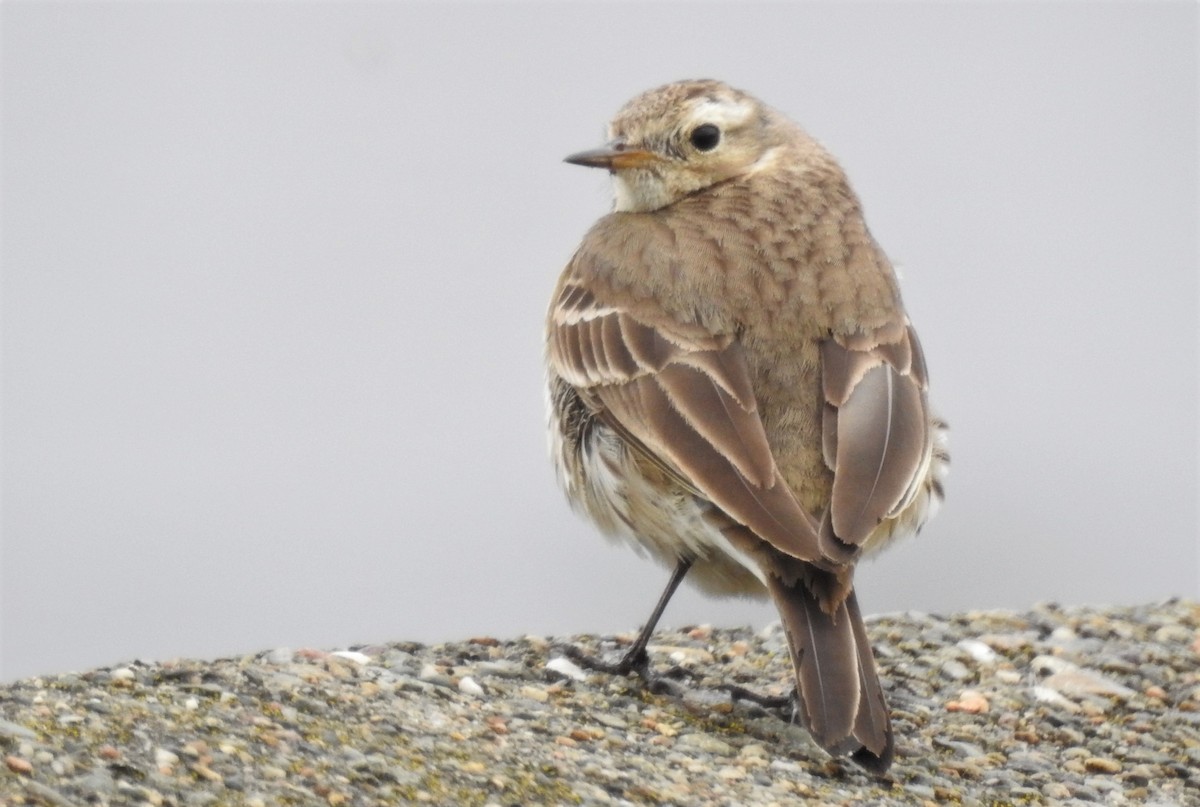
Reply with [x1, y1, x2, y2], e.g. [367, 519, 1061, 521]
[563, 150, 912, 520]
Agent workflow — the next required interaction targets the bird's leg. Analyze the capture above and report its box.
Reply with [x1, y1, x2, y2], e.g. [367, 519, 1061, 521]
[564, 557, 693, 692]
[616, 556, 694, 679]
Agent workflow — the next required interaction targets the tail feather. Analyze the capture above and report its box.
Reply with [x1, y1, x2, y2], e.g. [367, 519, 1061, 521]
[845, 590, 894, 773]
[766, 576, 893, 772]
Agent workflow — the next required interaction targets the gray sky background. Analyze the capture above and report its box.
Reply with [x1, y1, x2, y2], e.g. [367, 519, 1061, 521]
[3, 3, 1197, 682]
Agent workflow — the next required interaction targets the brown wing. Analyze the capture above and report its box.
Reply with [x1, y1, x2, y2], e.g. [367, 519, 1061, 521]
[548, 275, 824, 564]
[820, 321, 932, 555]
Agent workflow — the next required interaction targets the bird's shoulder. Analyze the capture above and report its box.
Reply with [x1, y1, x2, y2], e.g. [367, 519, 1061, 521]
[555, 210, 737, 337]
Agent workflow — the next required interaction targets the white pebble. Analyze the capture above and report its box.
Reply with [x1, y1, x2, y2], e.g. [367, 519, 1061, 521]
[1033, 656, 1135, 699]
[154, 748, 179, 769]
[956, 639, 997, 664]
[545, 656, 589, 682]
[1031, 655, 1072, 675]
[1031, 686, 1079, 711]
[331, 650, 371, 665]
[1044, 669, 1135, 699]
[457, 676, 484, 697]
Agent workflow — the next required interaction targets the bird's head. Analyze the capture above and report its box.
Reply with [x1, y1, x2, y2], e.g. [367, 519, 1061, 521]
[565, 79, 792, 213]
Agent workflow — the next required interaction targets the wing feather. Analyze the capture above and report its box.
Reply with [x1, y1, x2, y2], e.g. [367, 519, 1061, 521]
[654, 360, 775, 487]
[822, 325, 932, 546]
[549, 279, 824, 563]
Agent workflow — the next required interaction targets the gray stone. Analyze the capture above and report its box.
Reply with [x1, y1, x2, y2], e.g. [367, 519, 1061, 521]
[0, 718, 37, 740]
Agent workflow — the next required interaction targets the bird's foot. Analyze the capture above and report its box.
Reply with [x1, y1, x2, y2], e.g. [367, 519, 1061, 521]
[561, 644, 683, 696]
[561, 642, 647, 677]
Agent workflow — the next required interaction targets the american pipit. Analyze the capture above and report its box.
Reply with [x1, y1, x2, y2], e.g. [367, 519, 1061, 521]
[546, 79, 948, 773]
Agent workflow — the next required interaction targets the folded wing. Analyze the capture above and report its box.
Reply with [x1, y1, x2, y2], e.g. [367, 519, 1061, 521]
[548, 276, 825, 563]
[820, 322, 933, 558]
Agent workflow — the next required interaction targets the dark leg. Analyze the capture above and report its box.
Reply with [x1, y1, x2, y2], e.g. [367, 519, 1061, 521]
[565, 556, 693, 687]
[616, 555, 694, 673]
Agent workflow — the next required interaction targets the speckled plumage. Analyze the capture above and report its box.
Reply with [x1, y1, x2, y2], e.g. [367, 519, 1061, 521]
[546, 79, 948, 773]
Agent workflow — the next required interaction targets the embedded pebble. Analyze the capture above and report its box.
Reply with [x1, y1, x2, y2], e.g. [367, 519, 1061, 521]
[946, 689, 989, 713]
[590, 711, 628, 729]
[1032, 685, 1081, 710]
[154, 747, 179, 771]
[545, 655, 588, 682]
[940, 660, 971, 681]
[0, 601, 1195, 805]
[956, 639, 997, 664]
[676, 733, 734, 756]
[330, 650, 371, 665]
[0, 719, 38, 741]
[1034, 656, 1137, 699]
[1006, 750, 1054, 773]
[1042, 781, 1071, 799]
[1045, 670, 1135, 699]
[648, 644, 715, 665]
[456, 676, 484, 697]
[518, 685, 549, 703]
[475, 660, 523, 678]
[110, 667, 136, 681]
[416, 663, 453, 688]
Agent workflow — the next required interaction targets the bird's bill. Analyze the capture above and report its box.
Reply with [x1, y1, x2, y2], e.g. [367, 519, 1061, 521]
[564, 145, 658, 171]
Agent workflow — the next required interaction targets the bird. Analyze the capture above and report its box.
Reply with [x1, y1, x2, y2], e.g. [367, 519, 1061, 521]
[544, 79, 948, 774]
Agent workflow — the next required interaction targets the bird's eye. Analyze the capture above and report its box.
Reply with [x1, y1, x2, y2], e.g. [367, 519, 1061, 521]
[689, 124, 721, 152]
